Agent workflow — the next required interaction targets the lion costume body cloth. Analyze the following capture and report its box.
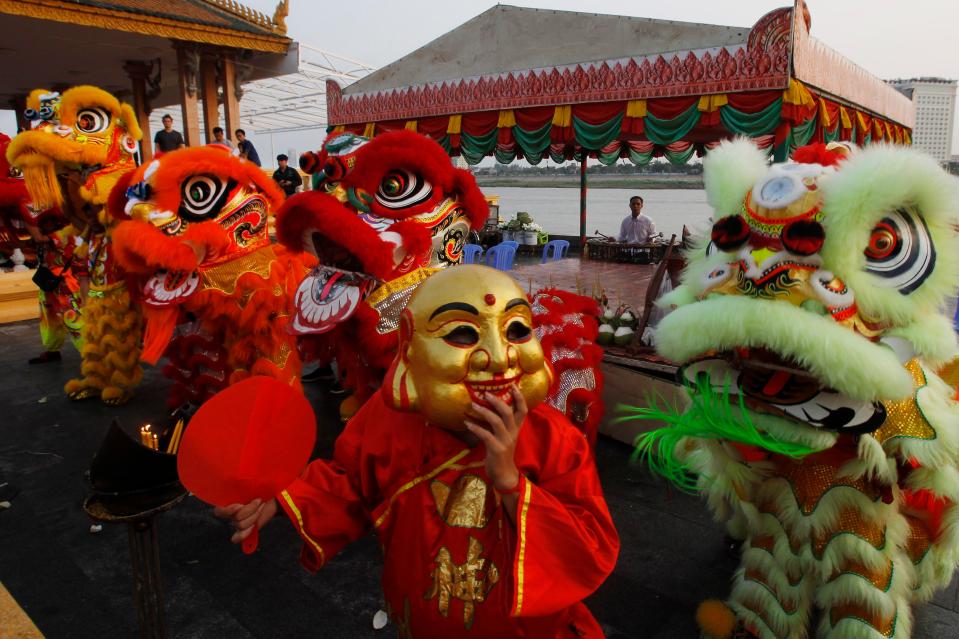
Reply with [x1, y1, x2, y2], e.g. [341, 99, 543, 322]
[110, 146, 312, 409]
[3, 109, 84, 354]
[276, 130, 604, 433]
[0, 131, 35, 262]
[7, 86, 143, 404]
[630, 141, 959, 639]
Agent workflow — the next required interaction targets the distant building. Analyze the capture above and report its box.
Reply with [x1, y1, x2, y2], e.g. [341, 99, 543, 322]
[888, 77, 957, 163]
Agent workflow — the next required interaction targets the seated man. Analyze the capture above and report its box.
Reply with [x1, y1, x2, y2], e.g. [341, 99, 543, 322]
[217, 265, 619, 638]
[617, 195, 656, 244]
[272, 154, 302, 197]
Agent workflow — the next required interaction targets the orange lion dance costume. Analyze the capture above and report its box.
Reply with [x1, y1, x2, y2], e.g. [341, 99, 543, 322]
[7, 86, 143, 404]
[110, 145, 311, 409]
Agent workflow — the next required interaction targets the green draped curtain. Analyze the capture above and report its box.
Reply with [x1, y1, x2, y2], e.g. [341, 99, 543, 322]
[643, 104, 701, 146]
[513, 123, 552, 160]
[342, 85, 907, 167]
[720, 98, 782, 137]
[460, 128, 498, 165]
[572, 112, 624, 150]
[664, 145, 696, 165]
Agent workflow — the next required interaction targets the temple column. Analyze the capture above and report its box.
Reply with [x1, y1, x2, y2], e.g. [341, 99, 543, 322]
[220, 53, 241, 142]
[174, 44, 201, 147]
[124, 61, 153, 162]
[200, 52, 219, 144]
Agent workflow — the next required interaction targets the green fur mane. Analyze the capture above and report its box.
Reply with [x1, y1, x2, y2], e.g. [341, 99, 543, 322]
[618, 380, 817, 493]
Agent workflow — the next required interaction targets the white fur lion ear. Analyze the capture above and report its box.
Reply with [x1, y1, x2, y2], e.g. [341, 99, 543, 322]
[703, 138, 770, 219]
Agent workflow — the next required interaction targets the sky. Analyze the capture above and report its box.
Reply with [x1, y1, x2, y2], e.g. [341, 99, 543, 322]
[4, 0, 958, 156]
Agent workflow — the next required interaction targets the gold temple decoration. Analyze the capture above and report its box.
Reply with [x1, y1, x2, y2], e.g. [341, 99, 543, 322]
[271, 0, 289, 34]
[0, 1, 291, 53]
[424, 536, 499, 629]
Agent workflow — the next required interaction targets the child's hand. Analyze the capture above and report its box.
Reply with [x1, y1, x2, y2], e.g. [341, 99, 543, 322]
[213, 497, 278, 544]
[465, 385, 528, 492]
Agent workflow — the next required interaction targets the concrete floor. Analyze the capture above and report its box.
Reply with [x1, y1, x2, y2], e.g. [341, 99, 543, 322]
[1, 319, 957, 638]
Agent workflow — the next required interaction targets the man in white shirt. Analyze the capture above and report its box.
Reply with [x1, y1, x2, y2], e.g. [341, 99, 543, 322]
[617, 195, 656, 244]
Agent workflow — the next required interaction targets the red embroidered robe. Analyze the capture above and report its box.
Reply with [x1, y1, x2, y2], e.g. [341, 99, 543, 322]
[278, 393, 619, 638]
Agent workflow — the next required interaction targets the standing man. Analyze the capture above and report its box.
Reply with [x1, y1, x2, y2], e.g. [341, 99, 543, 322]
[153, 114, 185, 155]
[272, 154, 302, 197]
[235, 129, 261, 166]
[617, 195, 656, 244]
[210, 127, 233, 149]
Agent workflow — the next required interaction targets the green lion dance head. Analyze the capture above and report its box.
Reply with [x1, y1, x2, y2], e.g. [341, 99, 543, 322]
[630, 140, 959, 486]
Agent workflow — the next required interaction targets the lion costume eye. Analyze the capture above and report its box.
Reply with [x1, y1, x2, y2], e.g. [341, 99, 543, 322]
[863, 208, 935, 295]
[76, 107, 111, 134]
[375, 169, 432, 209]
[179, 175, 233, 220]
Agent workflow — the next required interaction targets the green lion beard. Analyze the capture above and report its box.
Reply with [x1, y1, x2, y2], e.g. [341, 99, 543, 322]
[620, 379, 817, 493]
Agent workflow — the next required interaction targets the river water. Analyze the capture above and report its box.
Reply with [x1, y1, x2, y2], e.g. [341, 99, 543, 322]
[490, 187, 714, 240]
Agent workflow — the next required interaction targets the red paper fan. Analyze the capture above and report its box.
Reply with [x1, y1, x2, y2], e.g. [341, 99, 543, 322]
[177, 376, 316, 553]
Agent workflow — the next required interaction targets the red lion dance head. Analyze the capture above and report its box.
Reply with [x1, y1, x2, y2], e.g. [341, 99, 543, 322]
[113, 144, 284, 303]
[275, 130, 488, 393]
[111, 146, 307, 405]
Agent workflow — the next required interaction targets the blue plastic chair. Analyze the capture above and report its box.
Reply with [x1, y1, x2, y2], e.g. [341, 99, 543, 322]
[500, 240, 519, 251]
[461, 243, 484, 265]
[540, 239, 570, 263]
[954, 301, 959, 331]
[485, 243, 517, 271]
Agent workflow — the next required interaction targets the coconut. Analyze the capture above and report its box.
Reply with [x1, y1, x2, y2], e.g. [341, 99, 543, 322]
[618, 310, 637, 329]
[613, 325, 634, 346]
[597, 324, 614, 345]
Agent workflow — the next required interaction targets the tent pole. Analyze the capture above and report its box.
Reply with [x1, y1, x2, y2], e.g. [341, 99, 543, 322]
[579, 157, 587, 247]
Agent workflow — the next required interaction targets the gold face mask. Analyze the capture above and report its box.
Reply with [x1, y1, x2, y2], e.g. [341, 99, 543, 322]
[383, 265, 553, 430]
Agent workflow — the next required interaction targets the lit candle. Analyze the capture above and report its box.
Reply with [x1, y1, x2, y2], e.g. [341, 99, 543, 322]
[139, 424, 152, 448]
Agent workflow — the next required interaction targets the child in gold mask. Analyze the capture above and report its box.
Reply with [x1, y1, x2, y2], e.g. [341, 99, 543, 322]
[217, 265, 619, 638]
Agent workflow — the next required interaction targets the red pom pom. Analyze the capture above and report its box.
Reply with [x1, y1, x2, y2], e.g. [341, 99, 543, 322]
[791, 143, 845, 167]
[711, 215, 750, 252]
[781, 219, 825, 256]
